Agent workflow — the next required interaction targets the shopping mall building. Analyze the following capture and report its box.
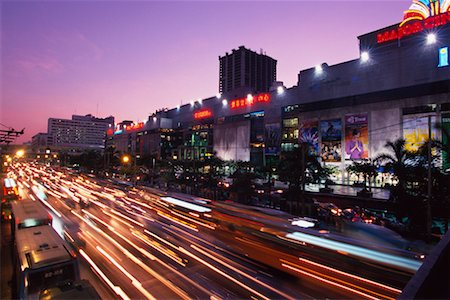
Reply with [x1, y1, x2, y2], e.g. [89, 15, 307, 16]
[108, 2, 450, 183]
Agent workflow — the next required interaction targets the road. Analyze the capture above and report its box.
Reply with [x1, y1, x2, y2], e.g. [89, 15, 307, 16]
[5, 162, 425, 299]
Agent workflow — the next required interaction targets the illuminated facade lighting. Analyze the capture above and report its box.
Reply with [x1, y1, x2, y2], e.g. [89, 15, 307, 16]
[216, 93, 222, 99]
[153, 117, 157, 122]
[176, 104, 180, 110]
[277, 86, 285, 94]
[426, 33, 437, 44]
[360, 51, 370, 62]
[222, 99, 228, 106]
[315, 64, 323, 74]
[246, 94, 253, 102]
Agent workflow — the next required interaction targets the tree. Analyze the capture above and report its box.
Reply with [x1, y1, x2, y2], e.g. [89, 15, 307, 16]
[346, 159, 378, 193]
[278, 142, 327, 215]
[229, 161, 256, 204]
[375, 139, 413, 203]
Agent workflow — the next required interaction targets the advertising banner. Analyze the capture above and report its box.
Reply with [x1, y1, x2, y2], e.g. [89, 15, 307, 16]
[299, 120, 319, 155]
[344, 114, 368, 160]
[264, 123, 281, 155]
[403, 115, 437, 152]
[320, 119, 342, 162]
[442, 113, 450, 171]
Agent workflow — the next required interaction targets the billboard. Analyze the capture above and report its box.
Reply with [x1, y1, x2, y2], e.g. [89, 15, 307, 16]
[442, 113, 450, 171]
[344, 114, 368, 160]
[320, 119, 342, 162]
[265, 123, 281, 155]
[403, 115, 437, 152]
[299, 120, 319, 155]
[214, 120, 250, 162]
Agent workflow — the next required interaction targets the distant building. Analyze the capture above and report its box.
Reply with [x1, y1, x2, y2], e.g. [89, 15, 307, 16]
[31, 133, 51, 151]
[46, 114, 114, 151]
[219, 46, 277, 96]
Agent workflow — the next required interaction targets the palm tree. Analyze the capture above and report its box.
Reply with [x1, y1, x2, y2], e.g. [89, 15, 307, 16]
[374, 138, 413, 202]
[346, 159, 378, 194]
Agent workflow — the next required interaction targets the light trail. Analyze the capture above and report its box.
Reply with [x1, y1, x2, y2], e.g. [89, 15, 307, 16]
[132, 231, 186, 266]
[110, 209, 145, 227]
[281, 261, 386, 300]
[178, 246, 271, 300]
[191, 244, 296, 300]
[157, 211, 198, 232]
[96, 246, 157, 300]
[297, 257, 402, 294]
[79, 249, 130, 300]
[72, 210, 192, 299]
[285, 232, 421, 272]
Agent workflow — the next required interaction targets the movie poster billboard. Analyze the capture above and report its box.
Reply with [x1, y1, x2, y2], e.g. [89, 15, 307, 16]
[299, 120, 319, 155]
[265, 123, 281, 155]
[320, 119, 342, 162]
[344, 114, 368, 160]
[442, 113, 450, 171]
[403, 115, 437, 152]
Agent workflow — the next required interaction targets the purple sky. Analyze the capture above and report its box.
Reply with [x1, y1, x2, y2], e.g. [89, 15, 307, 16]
[1, 0, 409, 144]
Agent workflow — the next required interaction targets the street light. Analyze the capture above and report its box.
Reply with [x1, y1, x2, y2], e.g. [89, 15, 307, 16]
[122, 155, 130, 164]
[16, 149, 25, 158]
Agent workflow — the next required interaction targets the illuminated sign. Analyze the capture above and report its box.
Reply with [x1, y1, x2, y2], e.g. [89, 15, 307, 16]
[377, 11, 449, 43]
[107, 128, 114, 135]
[377, 0, 450, 44]
[439, 46, 449, 67]
[230, 93, 270, 109]
[125, 122, 144, 131]
[194, 109, 213, 120]
[111, 122, 145, 135]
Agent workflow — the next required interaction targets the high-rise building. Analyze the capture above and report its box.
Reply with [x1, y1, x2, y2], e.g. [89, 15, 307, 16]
[47, 114, 114, 150]
[219, 46, 277, 95]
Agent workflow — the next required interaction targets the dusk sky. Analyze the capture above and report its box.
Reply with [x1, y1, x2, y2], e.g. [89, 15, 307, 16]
[1, 0, 410, 144]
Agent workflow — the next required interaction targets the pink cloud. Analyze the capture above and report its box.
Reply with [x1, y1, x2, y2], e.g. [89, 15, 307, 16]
[15, 55, 64, 74]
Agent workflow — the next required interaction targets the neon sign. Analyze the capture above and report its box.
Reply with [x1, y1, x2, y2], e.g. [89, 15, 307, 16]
[377, 11, 449, 43]
[194, 109, 213, 120]
[230, 93, 270, 109]
[377, 0, 450, 44]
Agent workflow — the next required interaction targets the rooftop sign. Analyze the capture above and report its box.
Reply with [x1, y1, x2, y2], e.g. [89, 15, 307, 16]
[230, 93, 270, 109]
[194, 109, 213, 120]
[377, 0, 450, 44]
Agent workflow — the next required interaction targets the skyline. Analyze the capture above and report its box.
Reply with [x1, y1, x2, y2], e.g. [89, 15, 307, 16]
[2, 0, 410, 144]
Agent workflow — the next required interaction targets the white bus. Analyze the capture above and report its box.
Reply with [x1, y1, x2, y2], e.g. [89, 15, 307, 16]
[14, 225, 80, 299]
[11, 200, 52, 235]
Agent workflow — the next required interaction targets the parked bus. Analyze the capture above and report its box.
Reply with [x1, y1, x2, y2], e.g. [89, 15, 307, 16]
[2, 178, 20, 220]
[11, 200, 52, 235]
[14, 225, 80, 299]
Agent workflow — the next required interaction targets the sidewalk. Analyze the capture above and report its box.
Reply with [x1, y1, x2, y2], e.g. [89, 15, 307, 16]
[305, 184, 390, 200]
[256, 179, 391, 200]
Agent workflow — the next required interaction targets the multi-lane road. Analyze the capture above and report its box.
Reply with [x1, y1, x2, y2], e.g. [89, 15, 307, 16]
[6, 162, 425, 299]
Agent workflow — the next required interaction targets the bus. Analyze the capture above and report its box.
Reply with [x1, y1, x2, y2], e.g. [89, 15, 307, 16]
[39, 279, 100, 300]
[14, 225, 80, 299]
[11, 200, 53, 235]
[2, 178, 20, 220]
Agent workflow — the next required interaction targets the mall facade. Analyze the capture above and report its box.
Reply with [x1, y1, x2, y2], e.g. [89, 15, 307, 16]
[108, 5, 450, 183]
